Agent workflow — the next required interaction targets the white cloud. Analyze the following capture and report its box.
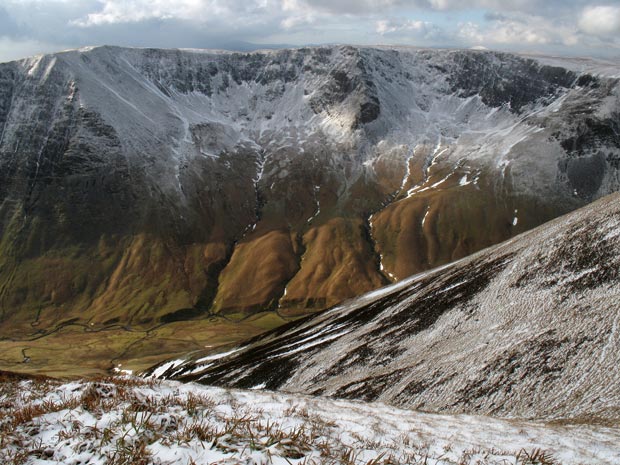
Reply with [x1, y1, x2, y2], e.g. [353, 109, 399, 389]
[279, 0, 318, 29]
[302, 0, 585, 15]
[72, 1, 231, 26]
[2, 0, 77, 4]
[67, 0, 594, 28]
[459, 13, 579, 47]
[299, 0, 402, 14]
[376, 18, 438, 37]
[578, 5, 620, 36]
[69, 0, 324, 35]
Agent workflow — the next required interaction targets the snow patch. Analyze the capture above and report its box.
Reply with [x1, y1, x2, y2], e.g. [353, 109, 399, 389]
[194, 347, 243, 364]
[421, 206, 431, 227]
[150, 359, 185, 379]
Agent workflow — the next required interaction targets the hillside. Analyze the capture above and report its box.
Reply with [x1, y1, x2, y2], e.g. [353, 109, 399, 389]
[1, 45, 619, 374]
[154, 192, 620, 422]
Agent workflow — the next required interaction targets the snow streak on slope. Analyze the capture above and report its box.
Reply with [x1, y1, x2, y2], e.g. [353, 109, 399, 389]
[153, 192, 620, 422]
[2, 375, 620, 465]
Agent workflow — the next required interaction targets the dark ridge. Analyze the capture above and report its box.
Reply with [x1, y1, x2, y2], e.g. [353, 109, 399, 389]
[446, 52, 576, 111]
[333, 367, 411, 402]
[560, 116, 620, 157]
[367, 253, 515, 339]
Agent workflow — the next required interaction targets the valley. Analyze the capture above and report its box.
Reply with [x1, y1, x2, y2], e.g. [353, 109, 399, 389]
[0, 45, 619, 375]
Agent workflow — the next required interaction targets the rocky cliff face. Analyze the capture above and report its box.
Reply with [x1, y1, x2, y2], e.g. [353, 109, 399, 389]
[0, 46, 619, 350]
[153, 192, 620, 422]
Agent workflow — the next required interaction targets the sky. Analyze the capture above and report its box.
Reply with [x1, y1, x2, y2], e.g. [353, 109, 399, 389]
[0, 0, 619, 63]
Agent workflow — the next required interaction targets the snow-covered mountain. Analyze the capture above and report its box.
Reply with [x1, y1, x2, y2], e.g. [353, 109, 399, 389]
[152, 191, 620, 422]
[0, 45, 619, 371]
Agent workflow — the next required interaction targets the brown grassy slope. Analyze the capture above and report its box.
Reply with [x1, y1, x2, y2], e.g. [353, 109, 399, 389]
[212, 229, 300, 316]
[371, 162, 572, 280]
[0, 234, 222, 334]
[279, 217, 387, 316]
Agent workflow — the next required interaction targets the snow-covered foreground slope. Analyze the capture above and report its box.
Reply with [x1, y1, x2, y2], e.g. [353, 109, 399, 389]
[1, 374, 619, 465]
[153, 192, 620, 422]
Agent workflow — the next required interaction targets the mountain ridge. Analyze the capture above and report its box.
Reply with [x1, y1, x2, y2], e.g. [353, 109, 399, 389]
[1, 44, 619, 374]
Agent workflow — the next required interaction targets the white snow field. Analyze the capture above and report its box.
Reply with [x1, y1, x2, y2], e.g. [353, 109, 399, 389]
[1, 375, 619, 465]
